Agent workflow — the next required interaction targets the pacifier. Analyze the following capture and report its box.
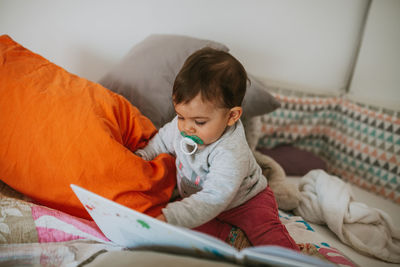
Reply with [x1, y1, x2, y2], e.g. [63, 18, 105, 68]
[180, 131, 204, 155]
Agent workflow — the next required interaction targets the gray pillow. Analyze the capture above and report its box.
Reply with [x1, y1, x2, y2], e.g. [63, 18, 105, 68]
[99, 34, 280, 128]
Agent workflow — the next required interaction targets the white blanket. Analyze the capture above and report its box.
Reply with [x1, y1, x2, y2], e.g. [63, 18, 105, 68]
[294, 169, 400, 263]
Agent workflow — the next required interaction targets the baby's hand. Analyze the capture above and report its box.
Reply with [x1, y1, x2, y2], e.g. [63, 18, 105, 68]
[156, 213, 167, 222]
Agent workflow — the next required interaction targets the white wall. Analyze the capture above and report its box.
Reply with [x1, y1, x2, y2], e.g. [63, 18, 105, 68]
[0, 0, 368, 96]
[348, 0, 400, 110]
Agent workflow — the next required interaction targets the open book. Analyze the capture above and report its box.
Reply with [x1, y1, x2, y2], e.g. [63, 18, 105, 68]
[71, 184, 333, 266]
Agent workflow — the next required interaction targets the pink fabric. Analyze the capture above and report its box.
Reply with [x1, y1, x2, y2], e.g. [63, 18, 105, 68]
[32, 206, 108, 243]
[35, 227, 86, 243]
[193, 187, 299, 250]
[319, 247, 356, 267]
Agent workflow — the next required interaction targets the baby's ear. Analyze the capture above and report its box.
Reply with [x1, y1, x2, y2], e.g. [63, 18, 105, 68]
[227, 107, 242, 126]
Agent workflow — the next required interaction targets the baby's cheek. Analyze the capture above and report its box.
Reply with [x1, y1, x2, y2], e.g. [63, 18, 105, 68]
[176, 122, 183, 132]
[196, 132, 208, 144]
[199, 133, 216, 145]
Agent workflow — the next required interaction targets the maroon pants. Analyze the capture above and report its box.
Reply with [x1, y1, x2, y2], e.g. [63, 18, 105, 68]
[193, 186, 299, 251]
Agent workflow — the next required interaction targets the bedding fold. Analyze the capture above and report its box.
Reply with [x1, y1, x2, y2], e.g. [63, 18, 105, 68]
[295, 169, 400, 263]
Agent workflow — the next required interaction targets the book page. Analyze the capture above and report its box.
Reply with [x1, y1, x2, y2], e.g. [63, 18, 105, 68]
[71, 185, 334, 266]
[71, 184, 238, 262]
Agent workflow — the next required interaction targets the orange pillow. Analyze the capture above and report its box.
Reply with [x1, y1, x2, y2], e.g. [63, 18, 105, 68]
[0, 35, 176, 219]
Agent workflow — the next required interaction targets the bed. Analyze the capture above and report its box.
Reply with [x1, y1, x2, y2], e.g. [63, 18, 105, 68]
[0, 179, 357, 267]
[1, 32, 399, 267]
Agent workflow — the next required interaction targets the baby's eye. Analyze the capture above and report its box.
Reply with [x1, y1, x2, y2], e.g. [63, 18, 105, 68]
[195, 121, 207, 126]
[177, 116, 184, 120]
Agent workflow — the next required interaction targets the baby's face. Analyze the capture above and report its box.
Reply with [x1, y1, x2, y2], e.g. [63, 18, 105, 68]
[174, 94, 231, 146]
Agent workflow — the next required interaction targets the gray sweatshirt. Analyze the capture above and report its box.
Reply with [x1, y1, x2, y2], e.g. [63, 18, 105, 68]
[135, 117, 267, 228]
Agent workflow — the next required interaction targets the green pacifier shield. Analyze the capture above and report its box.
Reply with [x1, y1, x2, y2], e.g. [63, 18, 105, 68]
[180, 131, 204, 145]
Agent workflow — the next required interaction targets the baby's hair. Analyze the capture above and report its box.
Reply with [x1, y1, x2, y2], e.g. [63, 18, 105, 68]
[172, 47, 248, 109]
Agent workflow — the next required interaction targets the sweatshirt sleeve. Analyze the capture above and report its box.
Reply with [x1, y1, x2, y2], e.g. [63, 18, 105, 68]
[162, 146, 250, 228]
[135, 117, 177, 160]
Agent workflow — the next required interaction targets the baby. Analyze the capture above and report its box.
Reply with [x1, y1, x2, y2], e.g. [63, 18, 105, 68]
[136, 47, 298, 250]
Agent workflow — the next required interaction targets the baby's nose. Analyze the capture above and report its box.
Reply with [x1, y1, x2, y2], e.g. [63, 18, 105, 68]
[186, 129, 195, 135]
[184, 125, 195, 134]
